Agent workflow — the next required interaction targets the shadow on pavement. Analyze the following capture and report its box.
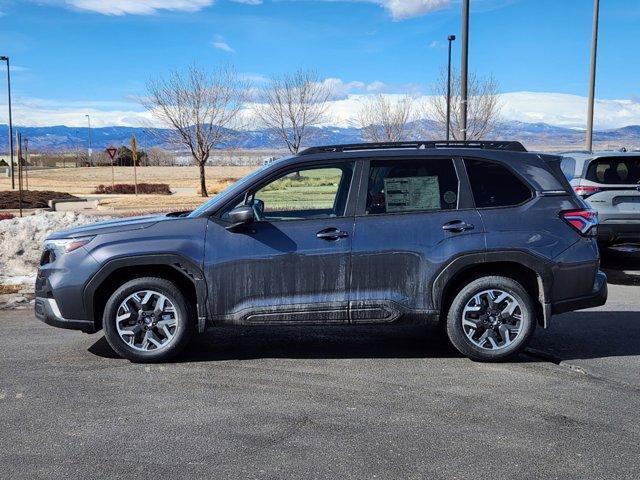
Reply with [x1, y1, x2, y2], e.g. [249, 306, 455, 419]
[89, 325, 470, 362]
[532, 311, 640, 362]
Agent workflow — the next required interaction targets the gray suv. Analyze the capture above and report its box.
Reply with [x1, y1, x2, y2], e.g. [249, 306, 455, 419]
[36, 141, 607, 362]
[561, 151, 640, 245]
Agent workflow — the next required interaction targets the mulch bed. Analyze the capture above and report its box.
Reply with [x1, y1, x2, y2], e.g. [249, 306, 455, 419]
[0, 191, 79, 209]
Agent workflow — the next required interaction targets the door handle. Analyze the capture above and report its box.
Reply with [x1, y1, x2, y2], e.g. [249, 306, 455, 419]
[442, 220, 474, 233]
[316, 228, 349, 241]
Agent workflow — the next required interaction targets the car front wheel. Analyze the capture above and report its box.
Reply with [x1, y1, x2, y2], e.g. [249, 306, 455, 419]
[103, 277, 195, 362]
[446, 276, 536, 362]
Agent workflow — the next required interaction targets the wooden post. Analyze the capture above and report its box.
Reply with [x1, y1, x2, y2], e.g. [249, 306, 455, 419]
[24, 137, 29, 191]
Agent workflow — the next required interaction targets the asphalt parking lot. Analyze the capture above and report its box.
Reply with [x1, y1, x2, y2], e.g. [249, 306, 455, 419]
[1, 247, 639, 480]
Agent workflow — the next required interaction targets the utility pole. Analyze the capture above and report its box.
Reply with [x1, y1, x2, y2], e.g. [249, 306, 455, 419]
[586, 0, 600, 152]
[86, 114, 92, 166]
[446, 35, 456, 141]
[1, 56, 15, 189]
[460, 0, 470, 141]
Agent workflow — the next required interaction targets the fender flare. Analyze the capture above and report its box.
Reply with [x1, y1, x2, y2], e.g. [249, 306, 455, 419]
[431, 250, 554, 327]
[83, 254, 208, 332]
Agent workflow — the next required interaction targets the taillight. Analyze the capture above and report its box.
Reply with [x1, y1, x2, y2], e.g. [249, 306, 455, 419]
[561, 209, 598, 235]
[573, 185, 600, 198]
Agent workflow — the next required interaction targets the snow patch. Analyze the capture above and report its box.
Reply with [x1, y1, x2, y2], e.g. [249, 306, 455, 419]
[0, 212, 110, 294]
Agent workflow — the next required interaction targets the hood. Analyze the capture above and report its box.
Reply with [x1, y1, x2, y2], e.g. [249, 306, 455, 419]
[47, 214, 171, 240]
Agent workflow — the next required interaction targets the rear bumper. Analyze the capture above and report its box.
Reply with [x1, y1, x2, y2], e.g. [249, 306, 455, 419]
[35, 297, 97, 333]
[551, 270, 607, 315]
[597, 223, 640, 244]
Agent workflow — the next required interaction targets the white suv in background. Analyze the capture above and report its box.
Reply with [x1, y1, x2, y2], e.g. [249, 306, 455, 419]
[562, 151, 640, 245]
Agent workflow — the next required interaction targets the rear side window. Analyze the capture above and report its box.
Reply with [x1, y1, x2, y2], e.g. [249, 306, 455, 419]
[560, 157, 576, 181]
[464, 159, 532, 208]
[366, 158, 459, 214]
[585, 157, 640, 184]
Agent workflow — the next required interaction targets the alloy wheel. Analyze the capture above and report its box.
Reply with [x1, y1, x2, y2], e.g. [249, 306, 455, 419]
[115, 290, 179, 352]
[461, 289, 523, 350]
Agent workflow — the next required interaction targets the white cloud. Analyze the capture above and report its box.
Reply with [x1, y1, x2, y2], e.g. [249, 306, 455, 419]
[0, 97, 157, 128]
[213, 34, 235, 53]
[321, 92, 640, 130]
[2, 91, 640, 131]
[63, 0, 214, 15]
[230, 0, 262, 4]
[428, 40, 440, 48]
[366, 81, 387, 93]
[213, 41, 235, 53]
[499, 91, 640, 130]
[379, 0, 450, 20]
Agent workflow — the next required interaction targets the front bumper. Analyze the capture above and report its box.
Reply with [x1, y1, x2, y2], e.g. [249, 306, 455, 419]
[35, 297, 97, 333]
[597, 222, 640, 244]
[551, 270, 608, 315]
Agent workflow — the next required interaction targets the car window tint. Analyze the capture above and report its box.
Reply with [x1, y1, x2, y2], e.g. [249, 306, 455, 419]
[586, 157, 640, 185]
[365, 158, 459, 214]
[464, 159, 532, 208]
[249, 165, 353, 221]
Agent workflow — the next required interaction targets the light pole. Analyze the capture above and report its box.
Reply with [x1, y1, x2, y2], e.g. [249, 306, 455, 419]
[446, 35, 456, 141]
[460, 0, 470, 141]
[85, 114, 92, 166]
[1, 56, 15, 189]
[586, 0, 600, 152]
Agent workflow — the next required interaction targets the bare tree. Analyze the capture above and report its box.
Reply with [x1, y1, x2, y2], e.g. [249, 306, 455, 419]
[357, 95, 414, 142]
[254, 69, 333, 154]
[147, 147, 177, 166]
[142, 65, 246, 196]
[426, 69, 501, 140]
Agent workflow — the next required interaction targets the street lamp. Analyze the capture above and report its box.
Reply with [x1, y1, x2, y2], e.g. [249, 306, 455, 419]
[586, 0, 600, 152]
[460, 0, 470, 141]
[446, 35, 456, 141]
[86, 114, 92, 166]
[1, 55, 15, 189]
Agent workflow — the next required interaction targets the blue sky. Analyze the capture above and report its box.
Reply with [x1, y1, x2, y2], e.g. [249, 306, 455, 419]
[0, 0, 639, 128]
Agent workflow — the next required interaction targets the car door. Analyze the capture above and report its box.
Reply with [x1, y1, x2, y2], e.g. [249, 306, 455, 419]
[204, 161, 357, 325]
[349, 156, 484, 322]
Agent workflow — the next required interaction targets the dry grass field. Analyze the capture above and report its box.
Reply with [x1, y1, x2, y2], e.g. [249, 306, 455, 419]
[0, 165, 255, 194]
[0, 166, 257, 213]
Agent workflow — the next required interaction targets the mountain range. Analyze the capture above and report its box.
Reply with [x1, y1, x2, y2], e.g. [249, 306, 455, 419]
[1, 121, 639, 154]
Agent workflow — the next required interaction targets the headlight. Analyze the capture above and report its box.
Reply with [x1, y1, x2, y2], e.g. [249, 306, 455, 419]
[45, 236, 95, 255]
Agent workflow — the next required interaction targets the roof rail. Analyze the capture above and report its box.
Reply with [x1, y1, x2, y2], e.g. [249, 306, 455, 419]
[299, 140, 527, 155]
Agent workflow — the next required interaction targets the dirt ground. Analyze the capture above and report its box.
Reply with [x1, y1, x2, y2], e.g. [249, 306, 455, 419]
[0, 166, 257, 213]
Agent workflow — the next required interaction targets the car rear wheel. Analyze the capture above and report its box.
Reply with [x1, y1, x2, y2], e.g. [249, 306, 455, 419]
[446, 276, 536, 362]
[103, 277, 195, 362]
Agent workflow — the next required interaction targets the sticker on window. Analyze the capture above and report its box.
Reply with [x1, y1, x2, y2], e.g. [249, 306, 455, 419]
[443, 190, 457, 205]
[384, 176, 441, 212]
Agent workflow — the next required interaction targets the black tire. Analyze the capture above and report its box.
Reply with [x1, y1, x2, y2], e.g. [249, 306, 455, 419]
[103, 277, 195, 362]
[445, 275, 536, 362]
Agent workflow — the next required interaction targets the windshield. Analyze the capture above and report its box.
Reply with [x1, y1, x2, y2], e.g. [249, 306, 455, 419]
[188, 157, 291, 217]
[586, 156, 640, 185]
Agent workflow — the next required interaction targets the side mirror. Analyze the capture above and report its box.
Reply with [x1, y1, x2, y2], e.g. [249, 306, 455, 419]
[226, 205, 255, 230]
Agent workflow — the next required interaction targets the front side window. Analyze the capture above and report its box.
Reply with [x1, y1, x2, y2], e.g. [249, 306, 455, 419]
[240, 164, 353, 221]
[365, 158, 459, 215]
[464, 159, 532, 208]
